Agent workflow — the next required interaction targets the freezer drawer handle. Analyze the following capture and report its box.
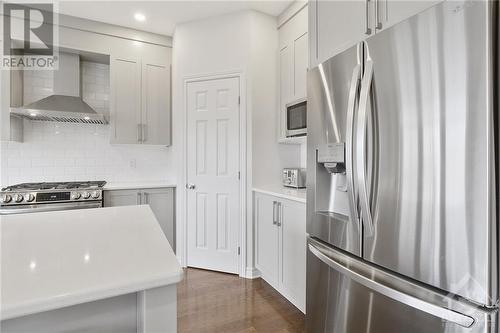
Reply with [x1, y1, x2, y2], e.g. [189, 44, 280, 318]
[308, 243, 475, 328]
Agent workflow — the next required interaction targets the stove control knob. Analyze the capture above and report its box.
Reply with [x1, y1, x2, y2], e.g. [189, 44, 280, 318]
[91, 191, 100, 199]
[14, 194, 24, 203]
[25, 193, 35, 202]
[72, 192, 81, 200]
[82, 191, 91, 199]
[1, 194, 12, 203]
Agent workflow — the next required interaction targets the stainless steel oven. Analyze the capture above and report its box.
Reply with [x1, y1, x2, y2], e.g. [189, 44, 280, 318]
[0, 181, 105, 215]
[285, 98, 307, 137]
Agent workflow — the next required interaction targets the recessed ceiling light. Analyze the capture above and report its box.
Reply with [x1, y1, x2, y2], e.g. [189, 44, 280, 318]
[134, 13, 146, 22]
[30, 113, 37, 117]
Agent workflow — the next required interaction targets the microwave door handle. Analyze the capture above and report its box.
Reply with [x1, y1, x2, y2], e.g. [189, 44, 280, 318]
[346, 64, 362, 226]
[356, 58, 375, 236]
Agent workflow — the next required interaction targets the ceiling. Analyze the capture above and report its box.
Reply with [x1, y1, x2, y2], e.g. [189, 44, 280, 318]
[56, 1, 293, 36]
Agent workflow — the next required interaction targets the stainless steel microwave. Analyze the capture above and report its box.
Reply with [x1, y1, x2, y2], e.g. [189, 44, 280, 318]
[285, 98, 307, 137]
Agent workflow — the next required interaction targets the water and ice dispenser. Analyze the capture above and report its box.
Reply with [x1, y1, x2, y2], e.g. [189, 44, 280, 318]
[315, 143, 350, 218]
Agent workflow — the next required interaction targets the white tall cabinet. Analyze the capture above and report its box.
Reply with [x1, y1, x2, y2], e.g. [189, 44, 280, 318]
[278, 4, 308, 144]
[309, 0, 443, 68]
[254, 191, 306, 312]
[104, 187, 175, 250]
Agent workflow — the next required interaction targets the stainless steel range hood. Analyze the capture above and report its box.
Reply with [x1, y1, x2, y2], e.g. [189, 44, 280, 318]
[11, 53, 107, 124]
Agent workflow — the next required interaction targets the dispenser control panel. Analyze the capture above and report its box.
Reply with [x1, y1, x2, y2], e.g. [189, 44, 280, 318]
[318, 143, 345, 163]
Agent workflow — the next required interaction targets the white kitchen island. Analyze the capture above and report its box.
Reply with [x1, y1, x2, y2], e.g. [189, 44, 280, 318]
[0, 205, 183, 333]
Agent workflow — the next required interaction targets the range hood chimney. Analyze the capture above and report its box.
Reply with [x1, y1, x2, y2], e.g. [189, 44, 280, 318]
[11, 53, 108, 124]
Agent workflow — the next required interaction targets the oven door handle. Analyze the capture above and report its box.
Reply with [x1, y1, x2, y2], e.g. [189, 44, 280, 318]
[0, 202, 102, 215]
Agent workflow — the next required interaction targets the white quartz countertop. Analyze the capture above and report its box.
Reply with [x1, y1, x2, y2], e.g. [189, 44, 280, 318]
[103, 181, 176, 191]
[1, 205, 183, 321]
[253, 185, 307, 203]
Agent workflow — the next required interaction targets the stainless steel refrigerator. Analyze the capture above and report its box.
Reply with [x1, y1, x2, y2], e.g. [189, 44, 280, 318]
[306, 1, 499, 332]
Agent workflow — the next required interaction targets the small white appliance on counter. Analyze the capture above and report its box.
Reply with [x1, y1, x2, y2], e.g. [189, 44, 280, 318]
[282, 168, 306, 189]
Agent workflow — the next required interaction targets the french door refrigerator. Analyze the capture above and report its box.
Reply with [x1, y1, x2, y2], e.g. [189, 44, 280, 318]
[306, 1, 499, 332]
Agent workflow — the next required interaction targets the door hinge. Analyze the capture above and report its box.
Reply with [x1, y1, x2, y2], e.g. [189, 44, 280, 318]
[238, 96, 241, 105]
[238, 247, 241, 255]
[238, 171, 240, 180]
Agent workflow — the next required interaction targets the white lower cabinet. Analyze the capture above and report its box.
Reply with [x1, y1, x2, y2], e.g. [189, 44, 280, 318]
[104, 187, 175, 250]
[254, 192, 306, 312]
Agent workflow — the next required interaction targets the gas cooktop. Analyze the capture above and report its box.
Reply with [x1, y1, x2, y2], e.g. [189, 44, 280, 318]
[1, 181, 106, 192]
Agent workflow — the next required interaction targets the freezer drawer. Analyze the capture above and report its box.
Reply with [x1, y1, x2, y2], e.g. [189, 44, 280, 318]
[306, 237, 496, 333]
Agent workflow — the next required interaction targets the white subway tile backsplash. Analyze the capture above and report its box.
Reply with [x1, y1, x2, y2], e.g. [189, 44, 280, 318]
[1, 120, 169, 186]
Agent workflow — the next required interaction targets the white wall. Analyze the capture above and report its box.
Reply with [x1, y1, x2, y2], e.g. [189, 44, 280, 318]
[171, 10, 301, 276]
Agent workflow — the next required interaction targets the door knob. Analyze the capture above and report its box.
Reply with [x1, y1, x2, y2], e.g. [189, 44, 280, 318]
[186, 183, 196, 190]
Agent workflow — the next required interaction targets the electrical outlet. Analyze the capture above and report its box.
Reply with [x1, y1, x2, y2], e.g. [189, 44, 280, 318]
[129, 159, 136, 168]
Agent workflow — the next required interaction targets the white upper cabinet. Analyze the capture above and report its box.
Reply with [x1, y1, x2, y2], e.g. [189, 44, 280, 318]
[377, 0, 443, 32]
[293, 32, 308, 100]
[309, 0, 370, 68]
[142, 62, 171, 146]
[309, 0, 444, 68]
[111, 49, 172, 146]
[110, 58, 142, 144]
[278, 3, 308, 144]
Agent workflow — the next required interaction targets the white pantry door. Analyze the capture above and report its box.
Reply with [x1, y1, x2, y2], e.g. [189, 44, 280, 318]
[186, 77, 240, 274]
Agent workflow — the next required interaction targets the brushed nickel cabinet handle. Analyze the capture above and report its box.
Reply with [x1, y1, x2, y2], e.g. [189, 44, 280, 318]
[365, 0, 372, 35]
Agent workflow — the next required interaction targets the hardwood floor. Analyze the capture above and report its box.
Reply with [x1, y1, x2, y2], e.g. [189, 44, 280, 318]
[177, 268, 305, 333]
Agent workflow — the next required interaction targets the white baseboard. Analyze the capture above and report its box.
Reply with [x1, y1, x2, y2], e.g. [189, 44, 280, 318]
[244, 267, 261, 279]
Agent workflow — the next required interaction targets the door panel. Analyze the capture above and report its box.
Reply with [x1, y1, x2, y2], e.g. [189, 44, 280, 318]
[144, 188, 175, 250]
[142, 63, 171, 145]
[306, 238, 496, 333]
[378, 0, 443, 32]
[315, 0, 372, 66]
[307, 44, 362, 256]
[186, 77, 240, 274]
[280, 199, 306, 311]
[110, 58, 141, 144]
[279, 45, 292, 139]
[255, 193, 279, 286]
[293, 32, 308, 99]
[363, 1, 496, 305]
[103, 190, 139, 207]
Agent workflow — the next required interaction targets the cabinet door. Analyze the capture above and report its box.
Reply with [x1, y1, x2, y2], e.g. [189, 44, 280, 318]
[377, 0, 443, 32]
[311, 0, 373, 67]
[103, 189, 140, 207]
[279, 45, 292, 140]
[110, 58, 141, 144]
[293, 32, 308, 100]
[254, 193, 279, 286]
[143, 188, 175, 250]
[141, 63, 171, 146]
[279, 199, 306, 312]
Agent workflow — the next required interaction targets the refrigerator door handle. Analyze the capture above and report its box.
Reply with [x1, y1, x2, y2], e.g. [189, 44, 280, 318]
[356, 57, 375, 236]
[346, 63, 361, 225]
[308, 242, 476, 328]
